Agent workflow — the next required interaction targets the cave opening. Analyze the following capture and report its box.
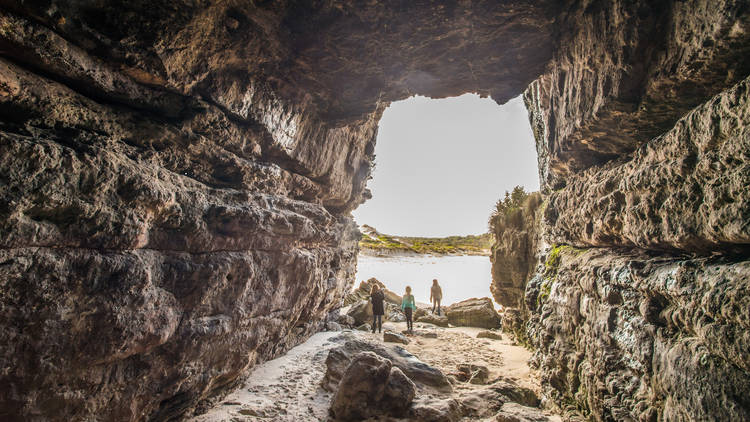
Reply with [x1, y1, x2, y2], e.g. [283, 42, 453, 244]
[352, 93, 540, 307]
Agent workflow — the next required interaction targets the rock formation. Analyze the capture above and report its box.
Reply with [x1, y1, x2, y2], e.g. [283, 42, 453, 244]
[445, 297, 503, 329]
[0, 1, 748, 421]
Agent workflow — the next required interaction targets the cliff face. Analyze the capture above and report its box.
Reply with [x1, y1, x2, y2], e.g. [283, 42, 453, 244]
[0, 1, 748, 421]
[490, 192, 545, 308]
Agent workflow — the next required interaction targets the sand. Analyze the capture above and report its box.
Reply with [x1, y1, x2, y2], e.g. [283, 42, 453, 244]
[190, 323, 549, 421]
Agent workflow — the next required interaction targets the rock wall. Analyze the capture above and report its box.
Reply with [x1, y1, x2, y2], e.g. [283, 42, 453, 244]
[1, 1, 749, 421]
[518, 70, 750, 422]
[490, 192, 545, 308]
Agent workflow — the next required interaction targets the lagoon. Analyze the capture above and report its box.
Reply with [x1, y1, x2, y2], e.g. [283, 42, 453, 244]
[354, 254, 495, 307]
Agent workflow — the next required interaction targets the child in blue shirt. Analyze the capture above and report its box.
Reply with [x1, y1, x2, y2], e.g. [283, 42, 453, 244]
[401, 286, 417, 332]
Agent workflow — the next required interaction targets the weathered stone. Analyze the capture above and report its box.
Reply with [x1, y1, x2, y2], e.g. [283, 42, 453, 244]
[457, 364, 490, 385]
[337, 314, 356, 328]
[325, 321, 343, 331]
[495, 402, 554, 422]
[416, 313, 450, 327]
[477, 331, 503, 340]
[346, 300, 374, 326]
[344, 277, 402, 306]
[544, 76, 750, 254]
[491, 192, 545, 307]
[355, 323, 371, 332]
[527, 248, 750, 421]
[445, 298, 502, 329]
[329, 351, 416, 420]
[0, 1, 749, 420]
[383, 330, 410, 345]
[322, 333, 451, 393]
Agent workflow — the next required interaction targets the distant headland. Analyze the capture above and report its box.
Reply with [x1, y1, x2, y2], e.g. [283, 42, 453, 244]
[358, 224, 492, 256]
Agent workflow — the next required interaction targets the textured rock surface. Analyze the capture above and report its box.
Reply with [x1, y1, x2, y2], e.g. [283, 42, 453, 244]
[1, 1, 749, 421]
[525, 0, 750, 190]
[321, 333, 452, 394]
[445, 297, 502, 329]
[545, 76, 750, 254]
[526, 248, 750, 421]
[329, 351, 416, 420]
[491, 192, 545, 307]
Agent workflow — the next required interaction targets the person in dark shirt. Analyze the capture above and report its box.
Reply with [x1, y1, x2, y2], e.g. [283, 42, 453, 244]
[370, 284, 385, 333]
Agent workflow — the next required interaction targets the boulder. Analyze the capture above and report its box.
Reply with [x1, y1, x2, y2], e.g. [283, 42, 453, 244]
[477, 330, 503, 340]
[409, 397, 463, 422]
[322, 333, 452, 393]
[337, 314, 356, 327]
[495, 402, 554, 422]
[445, 298, 501, 329]
[383, 330, 409, 344]
[416, 313, 450, 327]
[355, 323, 371, 332]
[344, 278, 402, 306]
[330, 352, 416, 420]
[325, 321, 343, 331]
[346, 300, 373, 326]
[387, 309, 406, 322]
[414, 307, 429, 319]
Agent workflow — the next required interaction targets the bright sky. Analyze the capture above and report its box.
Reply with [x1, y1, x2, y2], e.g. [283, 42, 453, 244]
[352, 93, 540, 237]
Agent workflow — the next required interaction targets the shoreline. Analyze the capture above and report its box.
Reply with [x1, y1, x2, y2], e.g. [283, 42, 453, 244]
[359, 248, 491, 258]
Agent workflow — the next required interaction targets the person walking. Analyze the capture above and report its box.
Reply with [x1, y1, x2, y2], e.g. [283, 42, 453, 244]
[370, 284, 385, 333]
[430, 279, 443, 315]
[401, 286, 417, 333]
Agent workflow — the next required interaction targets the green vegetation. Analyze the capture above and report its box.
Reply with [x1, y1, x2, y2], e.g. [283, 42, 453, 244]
[488, 185, 529, 234]
[537, 244, 586, 308]
[359, 225, 493, 255]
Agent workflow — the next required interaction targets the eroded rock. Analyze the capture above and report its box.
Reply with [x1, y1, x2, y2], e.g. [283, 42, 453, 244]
[329, 351, 415, 420]
[445, 298, 502, 329]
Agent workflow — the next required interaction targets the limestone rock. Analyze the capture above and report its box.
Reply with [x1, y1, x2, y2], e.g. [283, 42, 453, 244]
[527, 248, 750, 421]
[329, 351, 416, 420]
[322, 333, 451, 393]
[337, 314, 356, 328]
[346, 300, 373, 326]
[490, 192, 545, 307]
[416, 313, 450, 327]
[477, 331, 503, 340]
[445, 298, 502, 329]
[325, 321, 343, 331]
[457, 364, 490, 385]
[495, 402, 554, 422]
[383, 330, 409, 345]
[1, 1, 749, 420]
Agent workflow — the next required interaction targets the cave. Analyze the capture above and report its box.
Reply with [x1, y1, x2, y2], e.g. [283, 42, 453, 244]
[0, 1, 748, 421]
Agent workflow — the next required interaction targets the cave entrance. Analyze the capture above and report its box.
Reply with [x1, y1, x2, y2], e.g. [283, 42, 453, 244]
[352, 93, 540, 308]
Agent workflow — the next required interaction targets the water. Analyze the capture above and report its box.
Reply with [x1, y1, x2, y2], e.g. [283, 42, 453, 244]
[354, 254, 495, 306]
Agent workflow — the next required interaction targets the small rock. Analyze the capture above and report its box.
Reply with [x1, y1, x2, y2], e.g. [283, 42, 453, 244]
[325, 321, 342, 331]
[494, 402, 553, 421]
[387, 309, 406, 322]
[337, 314, 356, 327]
[383, 330, 409, 344]
[477, 330, 503, 340]
[355, 323, 371, 332]
[457, 364, 489, 385]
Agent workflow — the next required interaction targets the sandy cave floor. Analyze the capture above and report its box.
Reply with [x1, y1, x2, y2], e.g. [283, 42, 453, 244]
[190, 322, 556, 421]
